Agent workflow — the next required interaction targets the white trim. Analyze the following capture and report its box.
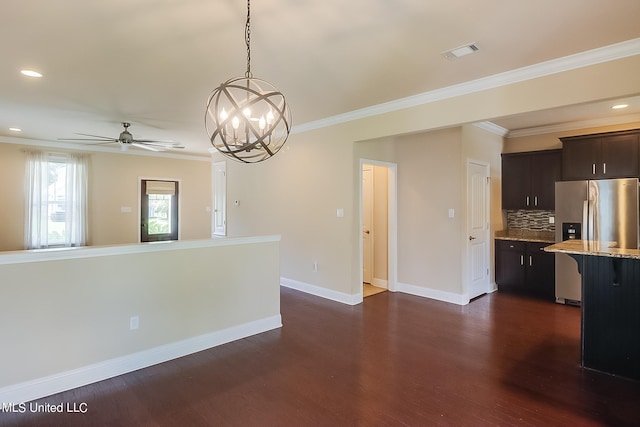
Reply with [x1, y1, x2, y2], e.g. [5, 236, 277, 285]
[0, 314, 282, 405]
[358, 159, 399, 295]
[293, 38, 640, 135]
[505, 112, 640, 138]
[0, 235, 281, 265]
[372, 278, 388, 289]
[280, 277, 362, 306]
[465, 159, 491, 300]
[281, 277, 471, 307]
[212, 161, 227, 236]
[396, 282, 470, 306]
[473, 121, 509, 137]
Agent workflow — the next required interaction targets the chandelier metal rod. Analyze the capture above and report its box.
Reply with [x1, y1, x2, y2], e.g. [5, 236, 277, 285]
[245, 0, 252, 78]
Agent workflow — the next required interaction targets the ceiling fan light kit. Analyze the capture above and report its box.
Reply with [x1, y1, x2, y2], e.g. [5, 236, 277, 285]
[205, 0, 291, 163]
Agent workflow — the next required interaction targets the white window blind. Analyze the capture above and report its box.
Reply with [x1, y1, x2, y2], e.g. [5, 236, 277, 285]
[145, 180, 176, 195]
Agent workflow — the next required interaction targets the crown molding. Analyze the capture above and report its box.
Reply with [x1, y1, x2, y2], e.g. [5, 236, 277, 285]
[473, 121, 509, 137]
[293, 38, 640, 135]
[505, 112, 640, 138]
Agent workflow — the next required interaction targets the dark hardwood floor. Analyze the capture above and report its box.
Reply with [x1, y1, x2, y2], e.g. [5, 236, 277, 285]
[3, 288, 640, 426]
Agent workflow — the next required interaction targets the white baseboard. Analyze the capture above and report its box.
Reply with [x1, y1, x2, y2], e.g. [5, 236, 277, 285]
[280, 277, 469, 306]
[0, 315, 282, 405]
[281, 277, 361, 305]
[372, 278, 388, 289]
[396, 282, 470, 305]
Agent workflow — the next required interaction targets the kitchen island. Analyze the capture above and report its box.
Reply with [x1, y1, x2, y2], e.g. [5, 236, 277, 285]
[545, 240, 640, 381]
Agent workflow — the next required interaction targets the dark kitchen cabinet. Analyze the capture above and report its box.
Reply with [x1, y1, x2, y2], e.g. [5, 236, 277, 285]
[495, 240, 555, 301]
[561, 130, 640, 180]
[581, 256, 640, 381]
[502, 150, 562, 210]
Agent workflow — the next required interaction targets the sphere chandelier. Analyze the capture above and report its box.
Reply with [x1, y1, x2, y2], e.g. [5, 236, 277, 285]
[205, 0, 291, 163]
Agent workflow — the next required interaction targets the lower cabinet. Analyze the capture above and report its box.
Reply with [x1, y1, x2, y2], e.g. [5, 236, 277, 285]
[582, 256, 640, 380]
[495, 240, 555, 301]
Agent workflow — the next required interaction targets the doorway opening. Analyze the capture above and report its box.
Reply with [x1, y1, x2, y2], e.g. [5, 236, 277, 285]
[360, 160, 397, 299]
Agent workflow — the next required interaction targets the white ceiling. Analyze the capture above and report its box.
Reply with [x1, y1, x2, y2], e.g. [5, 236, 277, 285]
[1, 0, 639, 155]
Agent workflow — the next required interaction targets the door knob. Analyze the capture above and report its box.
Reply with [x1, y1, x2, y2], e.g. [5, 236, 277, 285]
[469, 236, 476, 241]
[364, 230, 370, 234]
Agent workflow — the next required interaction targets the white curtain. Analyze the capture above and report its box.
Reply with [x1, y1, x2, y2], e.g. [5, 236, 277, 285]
[25, 151, 88, 249]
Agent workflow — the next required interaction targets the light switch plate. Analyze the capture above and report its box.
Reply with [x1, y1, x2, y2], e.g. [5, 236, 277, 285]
[336, 208, 344, 218]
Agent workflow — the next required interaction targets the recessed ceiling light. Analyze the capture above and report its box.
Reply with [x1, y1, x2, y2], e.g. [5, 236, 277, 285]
[20, 69, 43, 78]
[612, 104, 629, 109]
[9, 127, 22, 132]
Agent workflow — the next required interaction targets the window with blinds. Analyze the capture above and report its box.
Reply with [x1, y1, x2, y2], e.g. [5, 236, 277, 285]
[141, 179, 179, 242]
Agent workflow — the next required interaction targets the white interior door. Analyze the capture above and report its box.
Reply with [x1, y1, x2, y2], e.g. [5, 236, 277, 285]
[467, 161, 490, 299]
[213, 161, 226, 236]
[362, 165, 374, 284]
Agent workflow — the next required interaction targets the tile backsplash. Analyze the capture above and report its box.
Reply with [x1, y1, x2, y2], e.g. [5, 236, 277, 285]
[506, 210, 555, 232]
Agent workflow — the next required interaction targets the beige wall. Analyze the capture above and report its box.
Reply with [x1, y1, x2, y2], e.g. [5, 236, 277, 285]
[0, 143, 212, 251]
[0, 238, 281, 398]
[216, 55, 638, 301]
[3, 54, 637, 303]
[395, 128, 464, 292]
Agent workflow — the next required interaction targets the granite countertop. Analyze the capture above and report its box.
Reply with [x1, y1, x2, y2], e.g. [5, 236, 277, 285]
[494, 229, 555, 243]
[544, 240, 640, 260]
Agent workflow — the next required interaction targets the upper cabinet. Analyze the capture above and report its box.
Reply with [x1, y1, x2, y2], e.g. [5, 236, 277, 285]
[561, 130, 640, 181]
[502, 150, 562, 210]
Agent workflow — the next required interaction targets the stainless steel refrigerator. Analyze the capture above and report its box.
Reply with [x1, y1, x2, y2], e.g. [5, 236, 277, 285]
[554, 178, 640, 305]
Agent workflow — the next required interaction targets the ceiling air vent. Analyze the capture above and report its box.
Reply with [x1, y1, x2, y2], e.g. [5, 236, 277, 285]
[442, 43, 479, 60]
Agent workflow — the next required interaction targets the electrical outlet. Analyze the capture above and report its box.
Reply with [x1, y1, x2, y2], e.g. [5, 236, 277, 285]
[130, 316, 139, 330]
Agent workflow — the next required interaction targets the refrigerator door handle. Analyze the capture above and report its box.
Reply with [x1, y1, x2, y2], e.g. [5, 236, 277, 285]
[582, 200, 589, 241]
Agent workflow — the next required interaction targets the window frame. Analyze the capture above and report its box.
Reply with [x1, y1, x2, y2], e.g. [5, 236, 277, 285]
[139, 178, 180, 242]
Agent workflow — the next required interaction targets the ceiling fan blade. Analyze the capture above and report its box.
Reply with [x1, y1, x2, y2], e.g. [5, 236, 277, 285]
[137, 142, 185, 149]
[132, 143, 164, 152]
[58, 138, 119, 144]
[133, 139, 179, 144]
[75, 133, 118, 140]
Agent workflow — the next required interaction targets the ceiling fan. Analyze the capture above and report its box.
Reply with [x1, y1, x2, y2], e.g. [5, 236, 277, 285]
[59, 122, 184, 152]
